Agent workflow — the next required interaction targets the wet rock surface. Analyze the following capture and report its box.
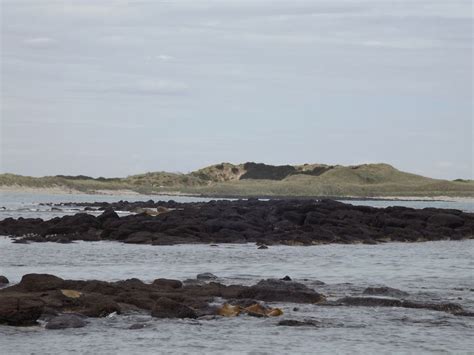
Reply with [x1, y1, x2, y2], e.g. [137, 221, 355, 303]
[239, 279, 326, 303]
[45, 314, 87, 330]
[0, 274, 323, 326]
[362, 286, 409, 298]
[196, 273, 218, 281]
[335, 297, 470, 316]
[278, 319, 322, 327]
[151, 297, 198, 319]
[1, 273, 472, 329]
[1, 199, 473, 245]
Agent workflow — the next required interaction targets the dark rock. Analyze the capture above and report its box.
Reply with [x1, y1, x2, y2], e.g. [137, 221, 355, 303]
[17, 274, 65, 292]
[278, 319, 321, 327]
[96, 208, 120, 224]
[129, 323, 148, 330]
[258, 245, 269, 249]
[151, 297, 198, 319]
[45, 314, 87, 329]
[1, 199, 473, 246]
[337, 296, 468, 315]
[427, 213, 464, 228]
[238, 279, 326, 303]
[79, 293, 121, 317]
[152, 278, 183, 289]
[124, 231, 153, 244]
[0, 296, 44, 326]
[196, 273, 218, 280]
[338, 296, 403, 308]
[0, 276, 9, 285]
[362, 286, 409, 298]
[281, 276, 292, 281]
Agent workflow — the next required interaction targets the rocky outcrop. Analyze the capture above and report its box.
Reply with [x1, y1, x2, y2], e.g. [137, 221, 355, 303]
[336, 297, 468, 316]
[1, 273, 472, 328]
[1, 199, 473, 246]
[0, 274, 321, 327]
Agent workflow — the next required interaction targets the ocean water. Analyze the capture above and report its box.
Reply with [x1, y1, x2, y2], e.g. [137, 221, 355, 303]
[0, 192, 473, 354]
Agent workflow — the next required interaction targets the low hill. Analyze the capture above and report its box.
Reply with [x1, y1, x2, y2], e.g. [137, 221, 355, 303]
[1, 162, 473, 198]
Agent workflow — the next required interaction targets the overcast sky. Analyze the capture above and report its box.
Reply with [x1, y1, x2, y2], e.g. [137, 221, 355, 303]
[1, 0, 472, 179]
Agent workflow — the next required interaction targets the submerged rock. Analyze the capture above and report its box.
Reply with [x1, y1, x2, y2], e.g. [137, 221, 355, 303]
[362, 286, 409, 298]
[196, 273, 218, 281]
[45, 314, 87, 330]
[337, 296, 467, 315]
[278, 319, 321, 327]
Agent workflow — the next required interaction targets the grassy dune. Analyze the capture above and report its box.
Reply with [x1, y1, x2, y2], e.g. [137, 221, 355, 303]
[1, 163, 473, 198]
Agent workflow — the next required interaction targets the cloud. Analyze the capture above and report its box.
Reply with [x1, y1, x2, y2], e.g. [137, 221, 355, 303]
[144, 54, 175, 62]
[156, 55, 175, 62]
[23, 37, 57, 48]
[108, 80, 189, 96]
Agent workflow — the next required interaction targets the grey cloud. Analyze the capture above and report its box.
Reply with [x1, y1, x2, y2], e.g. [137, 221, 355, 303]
[23, 37, 57, 48]
[1, 0, 472, 179]
[93, 80, 190, 96]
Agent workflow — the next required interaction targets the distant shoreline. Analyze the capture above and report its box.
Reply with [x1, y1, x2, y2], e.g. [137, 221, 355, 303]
[1, 185, 472, 203]
[2, 163, 473, 200]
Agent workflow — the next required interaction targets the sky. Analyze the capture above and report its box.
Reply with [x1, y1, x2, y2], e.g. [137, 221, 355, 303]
[0, 0, 472, 179]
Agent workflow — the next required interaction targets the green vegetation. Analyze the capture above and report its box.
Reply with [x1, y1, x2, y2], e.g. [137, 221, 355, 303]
[1, 163, 473, 198]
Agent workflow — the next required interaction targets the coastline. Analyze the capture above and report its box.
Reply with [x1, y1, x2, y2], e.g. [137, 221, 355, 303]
[1, 185, 473, 203]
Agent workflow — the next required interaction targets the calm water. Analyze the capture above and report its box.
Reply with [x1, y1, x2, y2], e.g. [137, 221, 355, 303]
[0, 192, 473, 354]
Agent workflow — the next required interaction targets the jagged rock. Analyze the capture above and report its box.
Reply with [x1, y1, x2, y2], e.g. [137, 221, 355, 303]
[2, 199, 472, 246]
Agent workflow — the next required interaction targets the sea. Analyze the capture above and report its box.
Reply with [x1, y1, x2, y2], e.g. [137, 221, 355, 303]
[0, 192, 473, 354]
